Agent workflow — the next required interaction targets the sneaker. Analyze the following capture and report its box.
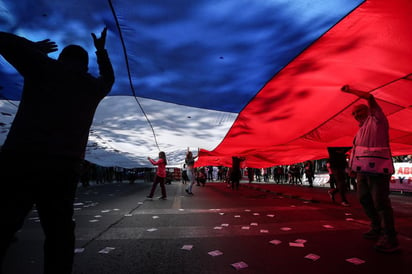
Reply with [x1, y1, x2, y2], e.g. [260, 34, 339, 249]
[341, 201, 350, 207]
[363, 228, 381, 240]
[158, 196, 167, 200]
[328, 190, 335, 202]
[374, 235, 400, 253]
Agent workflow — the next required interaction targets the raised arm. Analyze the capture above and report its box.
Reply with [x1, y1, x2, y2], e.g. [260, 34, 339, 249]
[341, 85, 378, 111]
[91, 27, 114, 93]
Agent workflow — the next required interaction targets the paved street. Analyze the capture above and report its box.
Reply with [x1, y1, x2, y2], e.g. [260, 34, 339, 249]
[3, 180, 412, 274]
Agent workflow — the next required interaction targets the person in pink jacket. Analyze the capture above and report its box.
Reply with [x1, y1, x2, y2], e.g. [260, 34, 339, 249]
[147, 151, 167, 200]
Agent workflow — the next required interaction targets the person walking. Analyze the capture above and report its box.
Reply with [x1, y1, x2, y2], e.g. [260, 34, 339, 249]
[146, 151, 168, 200]
[185, 149, 198, 195]
[342, 85, 399, 253]
[327, 147, 351, 207]
[0, 27, 114, 274]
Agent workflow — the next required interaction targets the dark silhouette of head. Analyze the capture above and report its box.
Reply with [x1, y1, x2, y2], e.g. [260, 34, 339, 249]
[58, 45, 88, 72]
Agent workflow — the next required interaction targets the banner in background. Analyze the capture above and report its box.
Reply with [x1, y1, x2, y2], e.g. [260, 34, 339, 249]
[390, 162, 412, 192]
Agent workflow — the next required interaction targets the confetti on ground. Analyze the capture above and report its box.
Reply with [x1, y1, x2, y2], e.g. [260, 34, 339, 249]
[244, 209, 251, 212]
[74, 248, 85, 253]
[289, 242, 305, 247]
[305, 253, 320, 261]
[221, 223, 229, 227]
[147, 228, 158, 232]
[250, 222, 258, 226]
[152, 216, 159, 219]
[219, 212, 225, 215]
[346, 258, 366, 265]
[113, 208, 120, 211]
[260, 229, 269, 233]
[281, 227, 292, 231]
[73, 203, 84, 206]
[323, 225, 334, 229]
[267, 214, 275, 218]
[214, 226, 223, 230]
[231, 261, 248, 270]
[345, 213, 352, 216]
[124, 214, 133, 217]
[294, 239, 307, 244]
[101, 210, 111, 213]
[234, 215, 241, 218]
[179, 209, 185, 211]
[269, 240, 282, 245]
[138, 202, 143, 205]
[241, 226, 250, 230]
[346, 218, 355, 221]
[208, 250, 223, 257]
[89, 219, 99, 223]
[181, 245, 193, 251]
[98, 247, 115, 254]
[253, 213, 260, 216]
[94, 215, 102, 218]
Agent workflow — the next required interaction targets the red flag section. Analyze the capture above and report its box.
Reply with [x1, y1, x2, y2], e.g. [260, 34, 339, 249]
[196, 0, 412, 168]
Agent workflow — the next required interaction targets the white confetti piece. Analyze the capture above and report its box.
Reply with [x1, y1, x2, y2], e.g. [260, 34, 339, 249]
[89, 219, 99, 223]
[179, 209, 185, 211]
[73, 203, 84, 206]
[152, 216, 159, 219]
[138, 202, 144, 205]
[250, 222, 258, 226]
[305, 253, 320, 261]
[244, 209, 251, 212]
[94, 215, 102, 218]
[289, 242, 305, 247]
[98, 247, 115, 254]
[221, 223, 229, 227]
[323, 225, 334, 229]
[260, 229, 269, 233]
[113, 208, 120, 211]
[147, 228, 158, 232]
[234, 215, 241, 218]
[241, 226, 250, 230]
[345, 213, 352, 216]
[214, 226, 223, 230]
[346, 258, 365, 265]
[208, 250, 223, 257]
[266, 214, 275, 218]
[294, 239, 307, 244]
[219, 212, 225, 215]
[346, 218, 355, 221]
[124, 214, 133, 217]
[101, 210, 110, 213]
[231, 261, 248, 270]
[181, 245, 193, 251]
[281, 227, 292, 231]
[269, 240, 282, 245]
[253, 213, 260, 216]
[74, 248, 85, 253]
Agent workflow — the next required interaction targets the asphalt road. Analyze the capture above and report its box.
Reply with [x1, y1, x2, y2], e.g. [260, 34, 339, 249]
[3, 180, 412, 274]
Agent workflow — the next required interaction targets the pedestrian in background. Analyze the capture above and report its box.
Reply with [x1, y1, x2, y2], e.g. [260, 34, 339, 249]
[147, 151, 168, 200]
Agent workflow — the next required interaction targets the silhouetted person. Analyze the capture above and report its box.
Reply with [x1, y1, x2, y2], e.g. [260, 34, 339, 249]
[342, 85, 398, 253]
[0, 28, 114, 274]
[327, 147, 351, 207]
[230, 156, 245, 190]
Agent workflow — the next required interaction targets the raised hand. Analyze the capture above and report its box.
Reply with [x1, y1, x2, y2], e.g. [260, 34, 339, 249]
[35, 39, 58, 55]
[91, 27, 107, 51]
